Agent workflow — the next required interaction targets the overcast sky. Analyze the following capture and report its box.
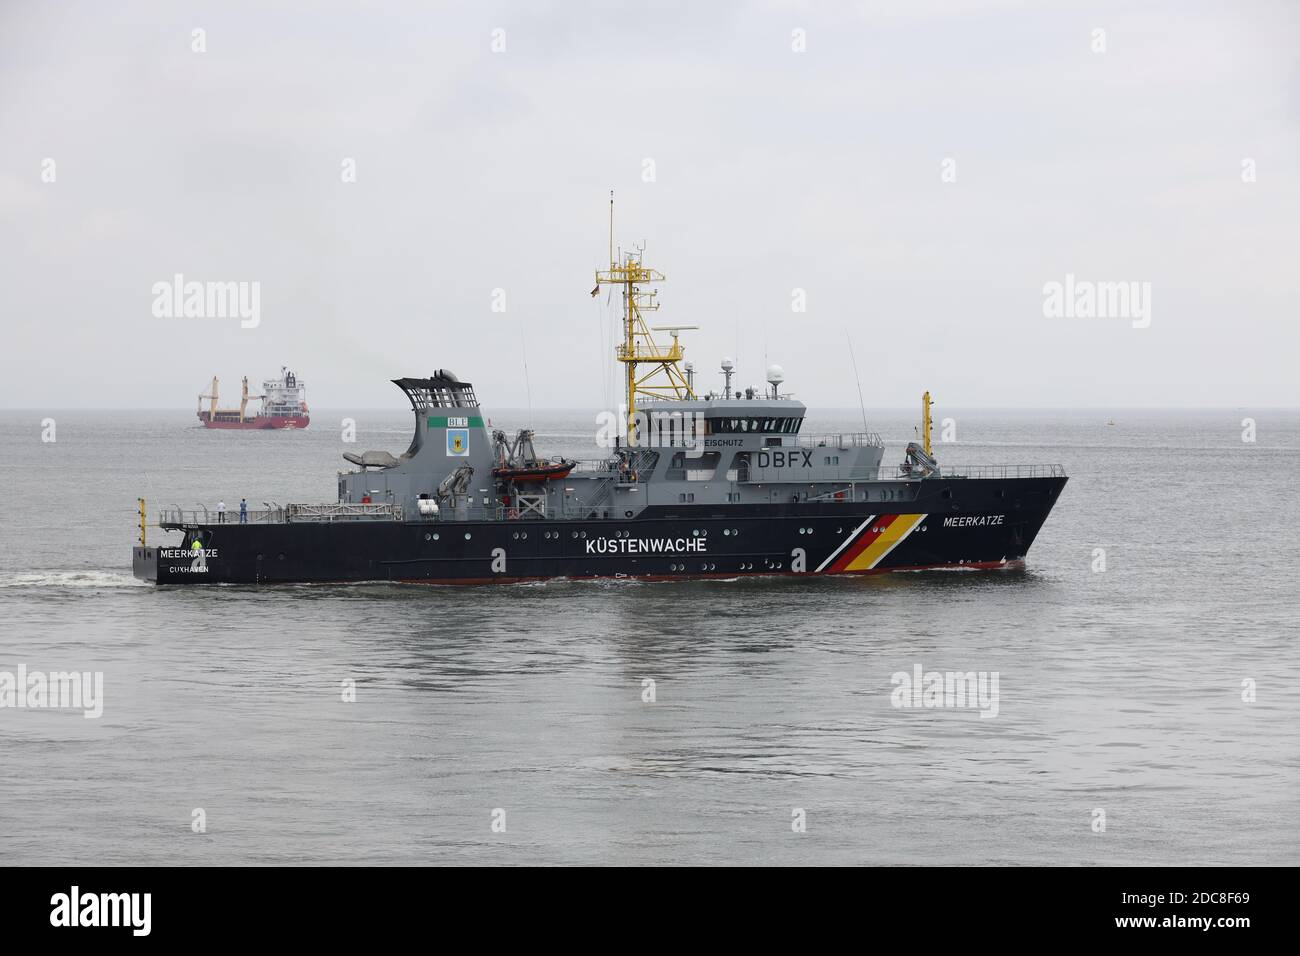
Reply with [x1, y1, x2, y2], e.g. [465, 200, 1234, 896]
[1, 0, 1296, 410]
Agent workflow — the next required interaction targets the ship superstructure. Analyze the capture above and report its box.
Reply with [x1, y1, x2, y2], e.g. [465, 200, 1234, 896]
[135, 207, 1065, 585]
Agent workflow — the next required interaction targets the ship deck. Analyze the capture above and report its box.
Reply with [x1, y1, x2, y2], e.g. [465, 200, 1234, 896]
[155, 463, 1065, 530]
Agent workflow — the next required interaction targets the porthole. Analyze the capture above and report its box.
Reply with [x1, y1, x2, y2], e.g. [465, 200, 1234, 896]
[580, 531, 587, 539]
[512, 532, 519, 540]
[432, 533, 440, 541]
[571, 532, 579, 539]
[424, 533, 432, 541]
[464, 533, 472, 540]
[520, 532, 527, 540]
[723, 529, 730, 536]
[277, 553, 285, 561]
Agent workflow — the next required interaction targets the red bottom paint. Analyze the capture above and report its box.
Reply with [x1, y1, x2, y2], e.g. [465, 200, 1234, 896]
[388, 559, 1026, 587]
[199, 415, 310, 430]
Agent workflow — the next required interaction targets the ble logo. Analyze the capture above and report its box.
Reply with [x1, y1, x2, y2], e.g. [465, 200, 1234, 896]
[447, 429, 469, 456]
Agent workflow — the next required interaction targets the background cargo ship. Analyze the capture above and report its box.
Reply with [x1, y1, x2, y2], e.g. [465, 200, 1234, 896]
[197, 367, 309, 429]
[136, 207, 1067, 585]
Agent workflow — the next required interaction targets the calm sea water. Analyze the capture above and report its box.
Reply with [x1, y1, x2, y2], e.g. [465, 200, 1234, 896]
[0, 407, 1296, 865]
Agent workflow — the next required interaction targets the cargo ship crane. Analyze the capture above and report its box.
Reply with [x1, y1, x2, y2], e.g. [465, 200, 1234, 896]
[239, 377, 263, 424]
[198, 377, 219, 420]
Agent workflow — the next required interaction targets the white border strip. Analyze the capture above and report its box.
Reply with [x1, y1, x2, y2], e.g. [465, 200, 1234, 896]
[815, 515, 876, 573]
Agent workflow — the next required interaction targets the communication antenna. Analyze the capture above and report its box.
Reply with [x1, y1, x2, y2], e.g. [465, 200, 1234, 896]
[520, 323, 534, 429]
[845, 331, 870, 433]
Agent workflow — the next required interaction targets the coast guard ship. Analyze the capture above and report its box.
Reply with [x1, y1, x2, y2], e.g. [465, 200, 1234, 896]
[132, 213, 1066, 585]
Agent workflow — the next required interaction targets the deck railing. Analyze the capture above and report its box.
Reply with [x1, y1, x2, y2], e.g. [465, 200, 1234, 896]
[796, 432, 885, 449]
[924, 463, 1066, 479]
[158, 502, 403, 527]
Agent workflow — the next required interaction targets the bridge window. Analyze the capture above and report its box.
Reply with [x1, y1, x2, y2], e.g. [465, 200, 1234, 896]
[708, 416, 805, 435]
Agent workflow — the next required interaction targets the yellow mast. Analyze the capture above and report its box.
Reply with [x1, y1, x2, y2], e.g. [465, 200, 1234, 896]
[593, 193, 695, 444]
[922, 390, 933, 456]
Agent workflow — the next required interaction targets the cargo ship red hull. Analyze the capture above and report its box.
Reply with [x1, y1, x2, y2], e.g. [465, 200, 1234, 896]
[198, 414, 310, 430]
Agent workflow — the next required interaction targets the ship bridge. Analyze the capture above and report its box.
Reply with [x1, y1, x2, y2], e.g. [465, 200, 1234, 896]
[637, 396, 808, 442]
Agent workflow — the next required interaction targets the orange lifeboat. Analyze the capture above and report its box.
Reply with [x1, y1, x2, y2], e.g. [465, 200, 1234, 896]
[492, 460, 575, 482]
